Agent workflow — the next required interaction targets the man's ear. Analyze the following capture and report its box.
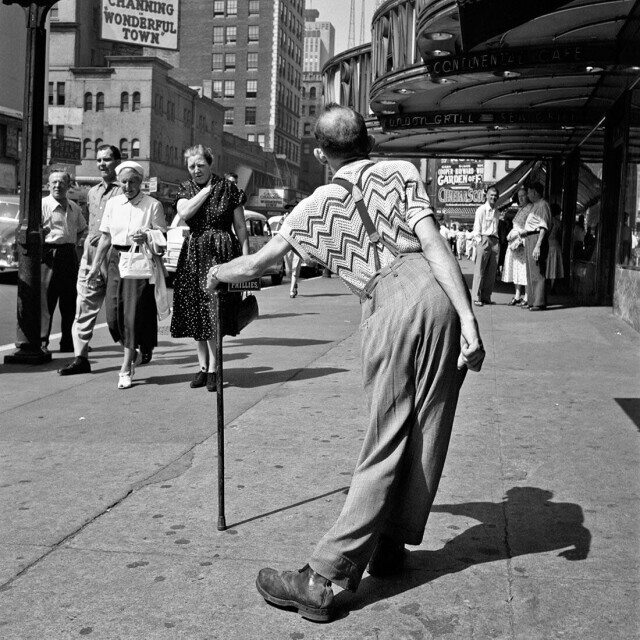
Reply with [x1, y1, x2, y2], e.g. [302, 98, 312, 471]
[314, 148, 328, 165]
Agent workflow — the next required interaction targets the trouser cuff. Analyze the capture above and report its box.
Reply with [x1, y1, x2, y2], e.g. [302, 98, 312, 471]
[309, 555, 362, 592]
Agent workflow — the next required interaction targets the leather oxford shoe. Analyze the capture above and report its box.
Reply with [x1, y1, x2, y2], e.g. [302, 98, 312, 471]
[367, 535, 406, 577]
[256, 564, 334, 622]
[58, 356, 91, 376]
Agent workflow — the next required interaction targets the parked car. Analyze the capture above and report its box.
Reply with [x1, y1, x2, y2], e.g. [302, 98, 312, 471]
[0, 195, 20, 271]
[164, 209, 285, 285]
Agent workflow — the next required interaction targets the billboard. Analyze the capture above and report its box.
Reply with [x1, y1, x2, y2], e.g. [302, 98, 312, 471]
[101, 0, 179, 50]
[434, 159, 485, 221]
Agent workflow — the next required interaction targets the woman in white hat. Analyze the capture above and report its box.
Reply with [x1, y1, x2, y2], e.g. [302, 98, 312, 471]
[87, 161, 167, 388]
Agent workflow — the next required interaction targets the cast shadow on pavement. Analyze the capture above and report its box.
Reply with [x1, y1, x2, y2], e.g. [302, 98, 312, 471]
[224, 365, 348, 388]
[336, 487, 591, 616]
[258, 312, 320, 320]
[225, 337, 333, 348]
[615, 398, 640, 431]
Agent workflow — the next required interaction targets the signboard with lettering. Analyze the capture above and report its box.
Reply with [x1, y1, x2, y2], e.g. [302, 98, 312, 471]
[101, 0, 179, 50]
[228, 280, 261, 291]
[258, 188, 286, 208]
[50, 138, 82, 165]
[434, 159, 485, 221]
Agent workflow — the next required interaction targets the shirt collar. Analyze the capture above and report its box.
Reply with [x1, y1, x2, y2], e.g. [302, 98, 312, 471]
[126, 192, 145, 206]
[44, 194, 68, 211]
[332, 158, 373, 182]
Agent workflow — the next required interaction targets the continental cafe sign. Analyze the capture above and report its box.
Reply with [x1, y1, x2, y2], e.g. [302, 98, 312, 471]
[101, 0, 179, 50]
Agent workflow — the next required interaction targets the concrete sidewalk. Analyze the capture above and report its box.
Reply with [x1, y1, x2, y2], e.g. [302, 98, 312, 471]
[0, 264, 638, 639]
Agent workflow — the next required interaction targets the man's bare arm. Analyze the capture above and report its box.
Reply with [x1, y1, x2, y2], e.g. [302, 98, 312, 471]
[206, 234, 292, 288]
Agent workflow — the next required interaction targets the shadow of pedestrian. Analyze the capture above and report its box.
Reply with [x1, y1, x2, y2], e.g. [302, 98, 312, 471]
[337, 487, 591, 613]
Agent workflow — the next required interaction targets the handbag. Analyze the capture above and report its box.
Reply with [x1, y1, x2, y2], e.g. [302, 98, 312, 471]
[220, 292, 259, 336]
[508, 236, 525, 252]
[118, 244, 154, 279]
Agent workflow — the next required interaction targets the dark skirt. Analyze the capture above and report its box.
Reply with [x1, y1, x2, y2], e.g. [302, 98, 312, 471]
[106, 248, 158, 350]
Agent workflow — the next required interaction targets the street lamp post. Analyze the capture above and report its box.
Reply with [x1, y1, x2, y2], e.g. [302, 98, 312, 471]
[3, 0, 59, 365]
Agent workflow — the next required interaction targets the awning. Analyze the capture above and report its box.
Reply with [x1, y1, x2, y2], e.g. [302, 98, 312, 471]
[456, 0, 575, 51]
[493, 159, 541, 209]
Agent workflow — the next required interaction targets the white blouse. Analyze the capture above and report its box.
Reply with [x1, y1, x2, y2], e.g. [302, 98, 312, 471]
[100, 192, 166, 245]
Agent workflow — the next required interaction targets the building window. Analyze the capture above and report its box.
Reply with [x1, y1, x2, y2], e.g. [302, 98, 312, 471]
[120, 91, 129, 111]
[309, 86, 317, 99]
[225, 53, 236, 71]
[83, 138, 93, 158]
[248, 0, 259, 15]
[227, 0, 237, 16]
[226, 25, 236, 44]
[246, 79, 257, 98]
[120, 139, 129, 159]
[48, 82, 54, 105]
[212, 53, 224, 71]
[304, 123, 311, 135]
[247, 134, 256, 142]
[213, 0, 225, 16]
[309, 105, 316, 116]
[224, 80, 235, 98]
[95, 138, 103, 152]
[248, 25, 259, 42]
[131, 139, 140, 159]
[132, 92, 141, 111]
[212, 80, 223, 97]
[84, 92, 92, 111]
[55, 125, 65, 139]
[96, 92, 105, 111]
[224, 108, 234, 125]
[56, 82, 65, 105]
[258, 134, 265, 148]
[213, 26, 224, 44]
[247, 52, 258, 70]
[245, 107, 256, 125]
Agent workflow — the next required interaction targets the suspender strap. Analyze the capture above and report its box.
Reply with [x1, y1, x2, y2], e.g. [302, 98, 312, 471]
[333, 163, 399, 272]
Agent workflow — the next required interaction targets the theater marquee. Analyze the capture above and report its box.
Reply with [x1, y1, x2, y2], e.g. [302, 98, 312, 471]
[101, 0, 179, 50]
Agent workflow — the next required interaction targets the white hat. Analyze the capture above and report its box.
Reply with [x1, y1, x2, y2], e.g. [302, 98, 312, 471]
[116, 161, 145, 179]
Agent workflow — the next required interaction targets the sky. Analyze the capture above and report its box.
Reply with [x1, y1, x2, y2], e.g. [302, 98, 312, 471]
[306, 0, 379, 56]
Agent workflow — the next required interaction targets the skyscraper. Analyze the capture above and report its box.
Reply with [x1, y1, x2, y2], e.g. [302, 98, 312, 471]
[303, 8, 335, 73]
[172, 0, 305, 187]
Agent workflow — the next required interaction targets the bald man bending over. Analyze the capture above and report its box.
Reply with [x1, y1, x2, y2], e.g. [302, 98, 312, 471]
[206, 104, 485, 622]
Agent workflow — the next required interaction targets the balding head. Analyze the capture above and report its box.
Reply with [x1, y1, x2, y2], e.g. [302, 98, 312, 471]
[314, 104, 371, 161]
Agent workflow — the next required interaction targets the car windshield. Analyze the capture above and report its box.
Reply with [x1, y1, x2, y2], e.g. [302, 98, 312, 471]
[0, 202, 20, 220]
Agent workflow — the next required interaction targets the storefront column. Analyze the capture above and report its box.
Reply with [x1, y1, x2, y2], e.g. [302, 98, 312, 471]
[598, 91, 630, 304]
[561, 149, 580, 281]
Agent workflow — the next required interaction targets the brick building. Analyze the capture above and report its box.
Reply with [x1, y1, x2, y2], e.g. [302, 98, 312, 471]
[170, 0, 305, 189]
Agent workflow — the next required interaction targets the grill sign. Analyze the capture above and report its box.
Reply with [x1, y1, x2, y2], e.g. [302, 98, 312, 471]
[101, 0, 179, 50]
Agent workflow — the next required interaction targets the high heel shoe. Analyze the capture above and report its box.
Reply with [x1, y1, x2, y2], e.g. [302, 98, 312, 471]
[290, 286, 298, 299]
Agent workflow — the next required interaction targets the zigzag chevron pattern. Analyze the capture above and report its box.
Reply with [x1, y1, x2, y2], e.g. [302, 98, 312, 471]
[282, 160, 433, 295]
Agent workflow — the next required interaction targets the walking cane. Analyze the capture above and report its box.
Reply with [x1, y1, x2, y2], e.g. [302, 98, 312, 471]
[214, 289, 226, 531]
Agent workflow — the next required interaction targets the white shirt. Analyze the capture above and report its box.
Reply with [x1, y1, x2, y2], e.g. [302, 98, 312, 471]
[41, 194, 87, 244]
[473, 201, 499, 241]
[100, 192, 166, 245]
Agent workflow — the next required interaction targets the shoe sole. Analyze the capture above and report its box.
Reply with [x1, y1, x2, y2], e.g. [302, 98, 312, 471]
[255, 578, 333, 622]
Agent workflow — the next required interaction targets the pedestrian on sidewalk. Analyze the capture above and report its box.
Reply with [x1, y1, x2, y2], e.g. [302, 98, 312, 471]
[471, 185, 500, 306]
[59, 145, 122, 376]
[502, 186, 531, 307]
[170, 146, 250, 392]
[40, 170, 87, 354]
[523, 182, 551, 311]
[86, 161, 167, 389]
[206, 104, 485, 622]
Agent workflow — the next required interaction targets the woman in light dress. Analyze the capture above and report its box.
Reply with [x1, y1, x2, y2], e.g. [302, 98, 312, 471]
[502, 187, 531, 306]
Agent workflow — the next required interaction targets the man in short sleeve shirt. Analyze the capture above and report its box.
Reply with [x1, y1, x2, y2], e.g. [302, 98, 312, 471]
[206, 105, 485, 621]
[41, 170, 87, 353]
[59, 145, 122, 375]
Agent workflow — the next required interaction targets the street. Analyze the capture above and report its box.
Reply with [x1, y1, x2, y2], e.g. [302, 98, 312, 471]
[0, 262, 639, 639]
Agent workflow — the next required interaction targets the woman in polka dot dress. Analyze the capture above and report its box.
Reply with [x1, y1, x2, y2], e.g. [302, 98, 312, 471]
[170, 145, 249, 391]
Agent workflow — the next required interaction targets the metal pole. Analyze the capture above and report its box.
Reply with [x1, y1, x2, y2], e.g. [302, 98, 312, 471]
[214, 289, 226, 531]
[4, 0, 59, 365]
